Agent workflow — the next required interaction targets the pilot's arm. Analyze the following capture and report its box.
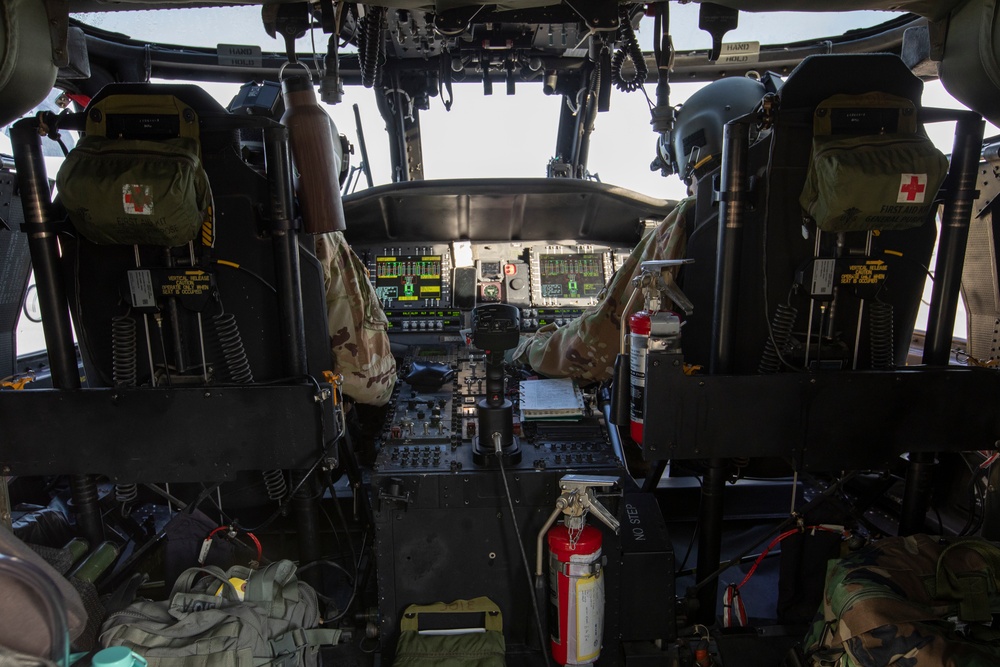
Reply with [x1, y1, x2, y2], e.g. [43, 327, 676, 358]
[316, 231, 397, 406]
[512, 198, 693, 382]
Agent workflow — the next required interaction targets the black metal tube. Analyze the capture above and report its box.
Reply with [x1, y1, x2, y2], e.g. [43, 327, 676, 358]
[264, 125, 318, 567]
[922, 112, 984, 365]
[70, 475, 105, 545]
[554, 96, 578, 171]
[898, 452, 935, 536]
[694, 459, 727, 623]
[693, 118, 750, 622]
[11, 119, 104, 546]
[352, 104, 374, 189]
[263, 126, 308, 377]
[10, 119, 80, 387]
[641, 460, 667, 494]
[899, 112, 984, 536]
[292, 472, 324, 586]
[710, 118, 750, 374]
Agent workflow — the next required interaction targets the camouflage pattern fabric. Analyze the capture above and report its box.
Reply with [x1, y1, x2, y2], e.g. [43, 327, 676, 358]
[315, 232, 396, 406]
[512, 198, 693, 382]
[805, 534, 1000, 667]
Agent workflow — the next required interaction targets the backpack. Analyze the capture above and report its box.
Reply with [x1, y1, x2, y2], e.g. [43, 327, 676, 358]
[101, 560, 339, 667]
[804, 535, 1000, 667]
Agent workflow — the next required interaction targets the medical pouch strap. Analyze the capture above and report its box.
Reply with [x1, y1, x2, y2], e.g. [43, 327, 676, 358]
[84, 94, 201, 141]
[398, 597, 503, 633]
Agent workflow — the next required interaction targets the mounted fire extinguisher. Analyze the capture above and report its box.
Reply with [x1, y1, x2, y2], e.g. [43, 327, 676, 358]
[628, 310, 651, 444]
[626, 260, 693, 445]
[537, 476, 620, 666]
[549, 521, 604, 666]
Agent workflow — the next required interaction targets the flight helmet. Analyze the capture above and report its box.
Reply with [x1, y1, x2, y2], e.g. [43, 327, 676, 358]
[667, 76, 768, 184]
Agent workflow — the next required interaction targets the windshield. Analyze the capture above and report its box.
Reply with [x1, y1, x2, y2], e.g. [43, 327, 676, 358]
[69, 6, 915, 199]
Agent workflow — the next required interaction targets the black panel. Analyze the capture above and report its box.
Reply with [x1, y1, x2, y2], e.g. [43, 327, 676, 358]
[0, 383, 339, 481]
[642, 353, 1000, 470]
[342, 179, 674, 244]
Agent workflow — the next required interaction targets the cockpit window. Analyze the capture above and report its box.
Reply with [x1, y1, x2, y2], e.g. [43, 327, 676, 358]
[74, 7, 289, 52]
[72, 6, 903, 53]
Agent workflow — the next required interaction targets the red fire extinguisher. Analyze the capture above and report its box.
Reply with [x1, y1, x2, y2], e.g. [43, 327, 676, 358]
[628, 310, 652, 444]
[548, 521, 604, 666]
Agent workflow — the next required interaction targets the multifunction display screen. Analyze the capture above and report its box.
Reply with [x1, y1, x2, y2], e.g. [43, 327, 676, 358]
[375, 255, 443, 302]
[538, 253, 604, 299]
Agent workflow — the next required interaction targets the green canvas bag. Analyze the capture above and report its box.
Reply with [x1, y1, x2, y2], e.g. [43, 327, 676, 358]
[799, 92, 949, 234]
[56, 93, 212, 247]
[393, 597, 506, 667]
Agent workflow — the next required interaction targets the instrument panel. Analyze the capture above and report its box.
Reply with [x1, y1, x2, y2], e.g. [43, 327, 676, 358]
[352, 241, 635, 335]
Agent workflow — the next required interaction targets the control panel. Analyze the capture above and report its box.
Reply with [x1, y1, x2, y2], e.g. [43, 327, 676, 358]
[353, 241, 636, 336]
[376, 345, 621, 474]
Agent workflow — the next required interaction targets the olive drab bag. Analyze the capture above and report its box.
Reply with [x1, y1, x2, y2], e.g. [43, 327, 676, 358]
[392, 597, 506, 667]
[799, 92, 948, 234]
[56, 94, 212, 247]
[804, 535, 1000, 667]
[100, 560, 339, 667]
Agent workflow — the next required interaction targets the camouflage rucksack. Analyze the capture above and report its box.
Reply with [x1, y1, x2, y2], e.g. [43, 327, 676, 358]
[804, 534, 1000, 667]
[101, 560, 339, 667]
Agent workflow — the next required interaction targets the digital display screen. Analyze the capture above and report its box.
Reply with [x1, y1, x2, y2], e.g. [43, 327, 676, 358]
[538, 253, 604, 299]
[375, 255, 442, 302]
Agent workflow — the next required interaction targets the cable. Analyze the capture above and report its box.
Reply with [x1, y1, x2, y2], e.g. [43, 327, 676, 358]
[692, 472, 857, 594]
[213, 259, 277, 293]
[611, 6, 647, 93]
[297, 558, 358, 621]
[496, 451, 552, 667]
[358, 6, 386, 88]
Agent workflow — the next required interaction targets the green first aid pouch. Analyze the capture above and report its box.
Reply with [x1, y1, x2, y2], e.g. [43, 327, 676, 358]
[56, 94, 212, 247]
[393, 597, 506, 667]
[799, 93, 949, 234]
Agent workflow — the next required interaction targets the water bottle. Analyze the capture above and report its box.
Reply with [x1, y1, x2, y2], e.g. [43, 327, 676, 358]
[91, 646, 146, 667]
[280, 72, 346, 234]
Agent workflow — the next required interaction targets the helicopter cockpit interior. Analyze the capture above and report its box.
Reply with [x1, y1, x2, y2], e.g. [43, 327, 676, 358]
[4, 1, 1000, 666]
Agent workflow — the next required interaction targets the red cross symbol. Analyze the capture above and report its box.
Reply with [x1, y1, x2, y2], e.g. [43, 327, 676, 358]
[123, 188, 145, 212]
[123, 184, 153, 215]
[898, 174, 926, 202]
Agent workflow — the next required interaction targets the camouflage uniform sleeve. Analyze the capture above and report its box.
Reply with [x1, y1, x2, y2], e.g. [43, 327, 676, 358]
[512, 198, 692, 382]
[315, 232, 397, 406]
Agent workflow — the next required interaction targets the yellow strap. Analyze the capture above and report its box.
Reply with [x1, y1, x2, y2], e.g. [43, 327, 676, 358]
[399, 597, 503, 633]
